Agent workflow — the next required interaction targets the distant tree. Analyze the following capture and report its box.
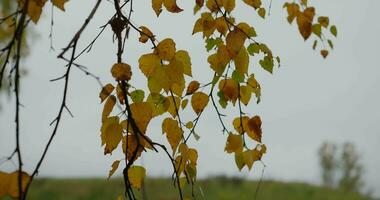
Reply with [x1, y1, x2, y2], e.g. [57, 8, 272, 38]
[338, 142, 363, 193]
[318, 141, 337, 188]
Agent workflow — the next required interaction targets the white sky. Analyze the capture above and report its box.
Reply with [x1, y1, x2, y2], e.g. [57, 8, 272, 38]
[1, 0, 379, 197]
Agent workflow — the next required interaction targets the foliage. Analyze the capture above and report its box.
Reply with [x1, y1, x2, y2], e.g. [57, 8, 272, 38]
[0, 0, 337, 199]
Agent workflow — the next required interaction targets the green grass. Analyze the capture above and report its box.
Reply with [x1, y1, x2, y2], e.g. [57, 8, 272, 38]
[1, 176, 372, 200]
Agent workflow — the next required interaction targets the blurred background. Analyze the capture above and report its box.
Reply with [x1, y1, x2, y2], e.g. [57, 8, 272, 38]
[1, 0, 379, 199]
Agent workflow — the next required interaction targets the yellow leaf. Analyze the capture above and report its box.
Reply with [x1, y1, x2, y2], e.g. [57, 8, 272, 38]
[181, 99, 189, 110]
[191, 92, 209, 115]
[186, 81, 200, 95]
[111, 63, 132, 81]
[175, 50, 192, 77]
[51, 0, 69, 11]
[108, 160, 120, 179]
[232, 116, 249, 134]
[155, 38, 176, 61]
[215, 17, 228, 35]
[99, 84, 115, 103]
[246, 116, 262, 142]
[192, 18, 203, 35]
[242, 0, 261, 9]
[206, 0, 222, 12]
[139, 26, 155, 43]
[226, 28, 246, 58]
[129, 102, 153, 134]
[243, 150, 254, 170]
[102, 95, 116, 122]
[19, 0, 47, 23]
[7, 171, 30, 199]
[163, 0, 183, 13]
[152, 0, 163, 16]
[103, 121, 123, 155]
[284, 3, 299, 24]
[225, 133, 243, 153]
[239, 85, 252, 105]
[208, 53, 225, 75]
[187, 148, 198, 164]
[185, 121, 194, 129]
[217, 45, 231, 66]
[148, 66, 169, 93]
[139, 53, 161, 78]
[101, 116, 119, 145]
[0, 171, 10, 197]
[223, 0, 235, 13]
[201, 13, 216, 38]
[162, 118, 183, 151]
[258, 7, 265, 19]
[167, 95, 181, 118]
[247, 75, 261, 103]
[318, 16, 329, 28]
[234, 152, 245, 171]
[128, 166, 146, 189]
[165, 59, 185, 91]
[234, 47, 249, 75]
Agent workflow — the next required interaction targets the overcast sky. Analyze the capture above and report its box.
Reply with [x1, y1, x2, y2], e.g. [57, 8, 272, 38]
[1, 0, 379, 197]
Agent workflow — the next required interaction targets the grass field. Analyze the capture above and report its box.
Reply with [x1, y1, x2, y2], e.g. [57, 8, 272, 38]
[1, 176, 373, 200]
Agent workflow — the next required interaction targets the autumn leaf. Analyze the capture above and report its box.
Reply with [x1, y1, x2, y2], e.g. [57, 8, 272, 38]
[175, 50, 192, 77]
[318, 16, 329, 28]
[129, 102, 153, 134]
[51, 0, 69, 11]
[99, 84, 115, 103]
[108, 160, 120, 179]
[7, 171, 30, 199]
[233, 116, 249, 134]
[139, 53, 161, 77]
[242, 0, 261, 9]
[102, 118, 123, 155]
[139, 26, 155, 43]
[152, 0, 163, 16]
[186, 81, 200, 95]
[234, 47, 249, 75]
[234, 152, 245, 171]
[111, 63, 132, 81]
[225, 133, 243, 153]
[284, 2, 300, 24]
[296, 7, 315, 40]
[191, 92, 209, 115]
[102, 95, 116, 122]
[162, 118, 183, 151]
[247, 115, 262, 142]
[155, 38, 176, 61]
[223, 0, 235, 13]
[219, 79, 239, 104]
[163, 0, 183, 13]
[320, 50, 329, 58]
[18, 0, 47, 23]
[167, 95, 181, 118]
[226, 28, 247, 58]
[128, 166, 146, 189]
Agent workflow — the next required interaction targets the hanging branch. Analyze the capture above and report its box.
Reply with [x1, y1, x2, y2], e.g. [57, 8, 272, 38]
[22, 1, 103, 199]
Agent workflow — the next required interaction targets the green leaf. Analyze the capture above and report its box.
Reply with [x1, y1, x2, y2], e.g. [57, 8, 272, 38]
[232, 70, 245, 83]
[247, 43, 260, 56]
[330, 25, 337, 37]
[259, 56, 274, 74]
[130, 90, 145, 103]
[217, 91, 228, 108]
